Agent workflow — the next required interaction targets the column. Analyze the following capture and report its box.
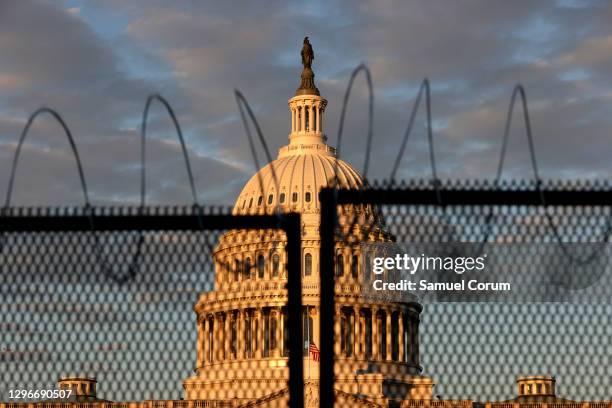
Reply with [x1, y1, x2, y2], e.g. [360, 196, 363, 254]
[315, 105, 320, 132]
[360, 310, 366, 358]
[214, 315, 218, 362]
[200, 317, 207, 366]
[385, 309, 392, 361]
[224, 312, 231, 360]
[196, 317, 202, 367]
[353, 307, 361, 359]
[300, 104, 305, 132]
[308, 105, 314, 132]
[217, 313, 223, 361]
[237, 310, 244, 359]
[348, 308, 354, 357]
[251, 310, 256, 358]
[244, 309, 250, 358]
[212, 314, 218, 362]
[371, 307, 379, 360]
[333, 305, 342, 356]
[221, 313, 227, 360]
[256, 308, 264, 359]
[248, 309, 254, 358]
[202, 315, 210, 364]
[414, 318, 420, 366]
[279, 308, 284, 357]
[292, 108, 295, 132]
[270, 308, 278, 358]
[398, 311, 405, 363]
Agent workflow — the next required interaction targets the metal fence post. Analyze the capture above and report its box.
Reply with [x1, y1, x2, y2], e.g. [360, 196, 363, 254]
[319, 188, 337, 407]
[283, 212, 304, 408]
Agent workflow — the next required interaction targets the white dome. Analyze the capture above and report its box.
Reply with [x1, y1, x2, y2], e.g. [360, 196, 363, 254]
[234, 150, 364, 214]
[233, 92, 365, 215]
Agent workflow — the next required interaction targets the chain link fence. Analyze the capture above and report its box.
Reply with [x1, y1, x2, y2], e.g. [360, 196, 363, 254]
[319, 180, 612, 407]
[1, 206, 303, 407]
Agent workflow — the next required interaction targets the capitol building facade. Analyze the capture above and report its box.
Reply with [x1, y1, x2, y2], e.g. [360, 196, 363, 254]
[181, 38, 430, 406]
[2, 41, 610, 408]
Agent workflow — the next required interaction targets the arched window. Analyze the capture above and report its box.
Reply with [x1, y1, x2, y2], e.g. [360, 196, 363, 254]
[297, 107, 301, 131]
[272, 253, 280, 277]
[351, 254, 358, 278]
[292, 192, 298, 202]
[268, 194, 273, 204]
[234, 258, 241, 281]
[244, 257, 251, 280]
[335, 253, 344, 277]
[304, 253, 312, 276]
[305, 192, 311, 202]
[257, 254, 265, 279]
[279, 193, 286, 203]
[222, 260, 229, 283]
[258, 195, 263, 206]
[305, 108, 310, 131]
[248, 198, 253, 208]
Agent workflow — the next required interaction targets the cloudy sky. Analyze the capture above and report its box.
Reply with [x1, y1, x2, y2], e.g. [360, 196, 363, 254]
[1, 0, 611, 206]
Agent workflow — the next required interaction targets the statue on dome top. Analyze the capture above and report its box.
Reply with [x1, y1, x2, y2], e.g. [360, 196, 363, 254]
[296, 37, 319, 96]
[301, 37, 314, 69]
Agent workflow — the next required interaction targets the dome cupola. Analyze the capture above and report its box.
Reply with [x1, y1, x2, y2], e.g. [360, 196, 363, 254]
[234, 38, 364, 215]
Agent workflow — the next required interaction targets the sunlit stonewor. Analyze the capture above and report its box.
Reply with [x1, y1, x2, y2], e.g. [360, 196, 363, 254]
[182, 38, 429, 407]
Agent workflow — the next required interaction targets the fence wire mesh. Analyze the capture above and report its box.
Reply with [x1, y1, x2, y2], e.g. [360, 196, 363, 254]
[321, 180, 612, 407]
[1, 206, 304, 408]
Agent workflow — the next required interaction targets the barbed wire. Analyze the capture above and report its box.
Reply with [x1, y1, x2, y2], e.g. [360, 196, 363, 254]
[2, 69, 612, 273]
[234, 90, 281, 216]
[1, 107, 91, 255]
[335, 63, 375, 184]
[496, 86, 612, 265]
[389, 78, 440, 203]
[381, 78, 611, 266]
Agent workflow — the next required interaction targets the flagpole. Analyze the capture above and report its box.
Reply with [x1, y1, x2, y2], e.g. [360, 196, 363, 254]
[307, 305, 311, 380]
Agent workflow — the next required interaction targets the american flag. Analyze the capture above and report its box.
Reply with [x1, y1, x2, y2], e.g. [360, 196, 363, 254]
[309, 342, 320, 362]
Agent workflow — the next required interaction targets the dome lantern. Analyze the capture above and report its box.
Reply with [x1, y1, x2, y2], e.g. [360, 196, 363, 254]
[286, 37, 329, 154]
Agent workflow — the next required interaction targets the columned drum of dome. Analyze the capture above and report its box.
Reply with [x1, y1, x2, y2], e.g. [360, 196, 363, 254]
[182, 40, 433, 406]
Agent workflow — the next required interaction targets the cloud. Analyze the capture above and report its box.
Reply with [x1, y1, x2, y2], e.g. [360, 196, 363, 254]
[555, 35, 612, 73]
